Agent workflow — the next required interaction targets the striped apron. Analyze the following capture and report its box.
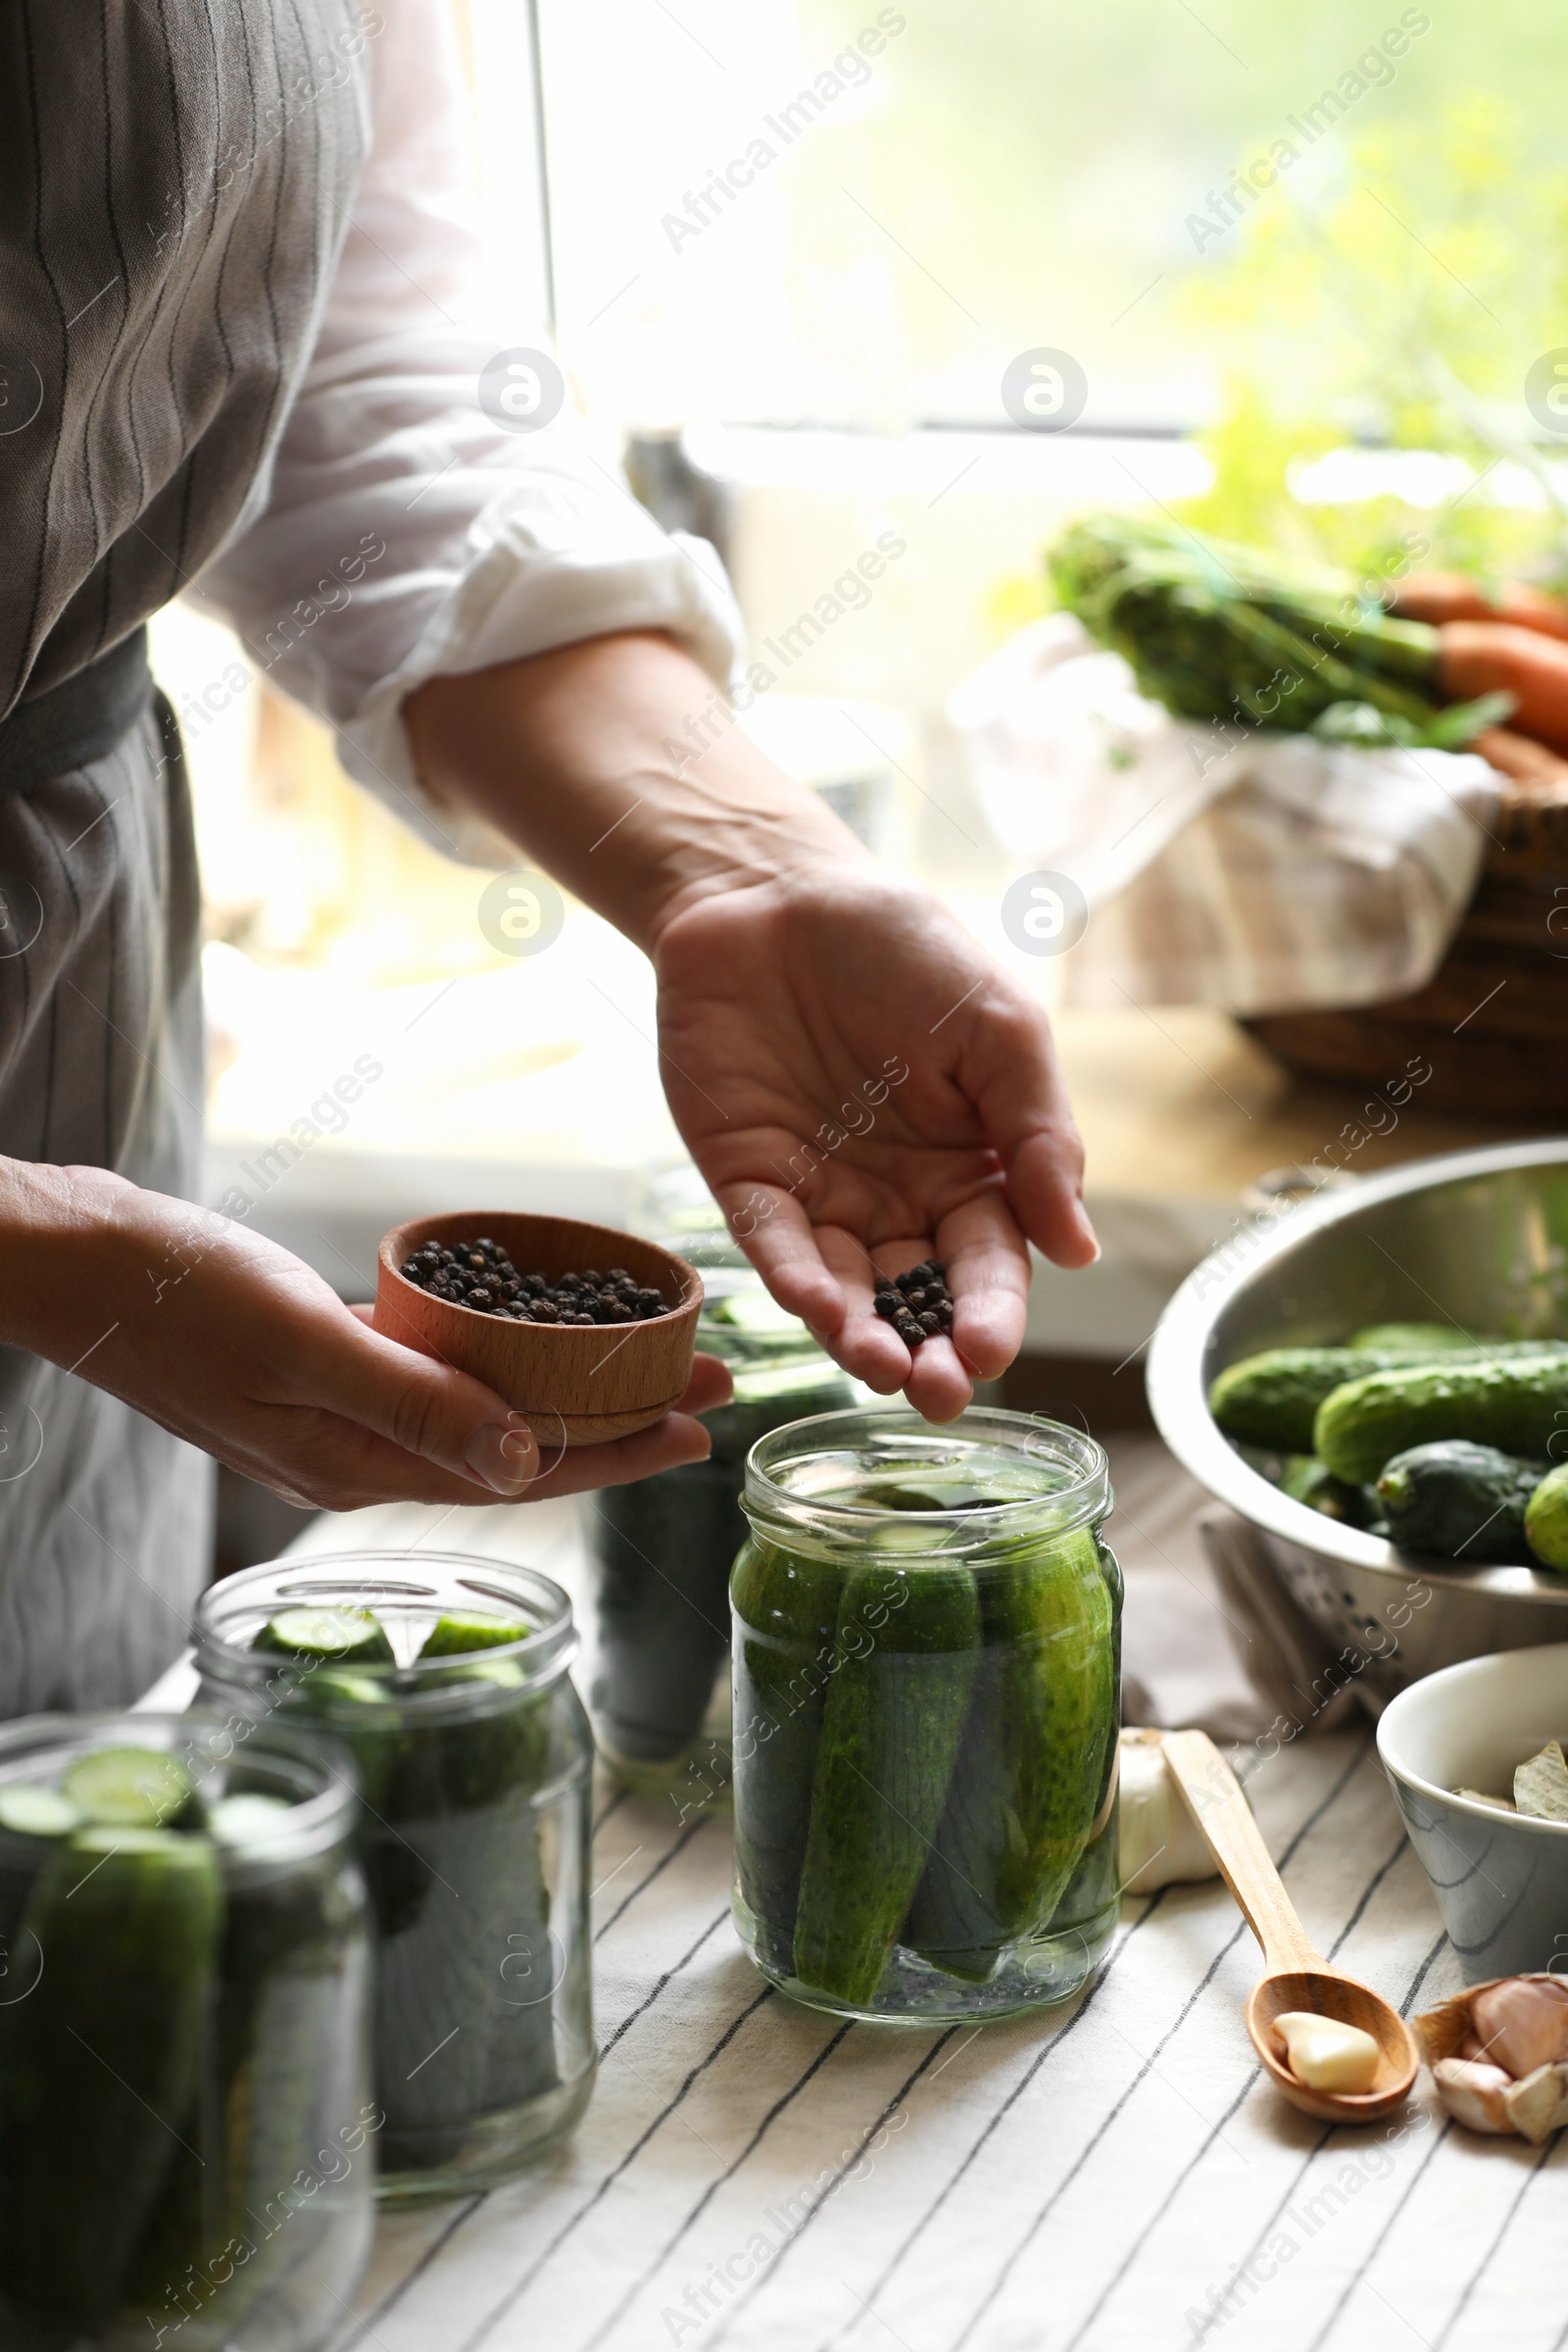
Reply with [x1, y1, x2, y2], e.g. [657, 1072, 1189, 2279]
[0, 0, 368, 1710]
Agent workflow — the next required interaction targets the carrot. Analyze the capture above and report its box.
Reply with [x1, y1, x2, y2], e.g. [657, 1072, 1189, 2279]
[1470, 726, 1568, 785]
[1440, 621, 1568, 754]
[1391, 571, 1568, 641]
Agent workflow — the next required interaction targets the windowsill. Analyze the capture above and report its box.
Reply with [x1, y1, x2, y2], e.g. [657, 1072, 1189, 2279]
[681, 420, 1217, 502]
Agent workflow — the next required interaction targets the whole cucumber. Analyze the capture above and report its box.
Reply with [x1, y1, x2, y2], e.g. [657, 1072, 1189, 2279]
[1348, 1321, 1487, 1353]
[792, 1557, 980, 2008]
[303, 1659, 560, 2172]
[905, 1529, 1117, 1982]
[1375, 1441, 1543, 1560]
[125, 1849, 354, 2336]
[0, 1829, 222, 2336]
[730, 1539, 842, 1977]
[1209, 1340, 1561, 1453]
[1526, 1464, 1568, 1570]
[1278, 1455, 1379, 1528]
[395, 1667, 561, 2149]
[375, 1803, 551, 2167]
[1317, 1356, 1568, 1485]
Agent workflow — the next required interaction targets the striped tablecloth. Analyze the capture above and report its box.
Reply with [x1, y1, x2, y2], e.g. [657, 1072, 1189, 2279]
[216, 1465, 1565, 2352]
[322, 1731, 1560, 2352]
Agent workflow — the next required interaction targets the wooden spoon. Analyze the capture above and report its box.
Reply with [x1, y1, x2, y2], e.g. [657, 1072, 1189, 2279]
[1161, 1729, 1419, 2123]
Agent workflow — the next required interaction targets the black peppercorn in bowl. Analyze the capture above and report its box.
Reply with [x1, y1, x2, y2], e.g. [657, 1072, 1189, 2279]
[373, 1211, 703, 1446]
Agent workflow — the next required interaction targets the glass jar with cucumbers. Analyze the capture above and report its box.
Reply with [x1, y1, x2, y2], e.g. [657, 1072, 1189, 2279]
[586, 1242, 855, 1805]
[0, 1711, 372, 2350]
[731, 1408, 1122, 2021]
[195, 1555, 595, 2202]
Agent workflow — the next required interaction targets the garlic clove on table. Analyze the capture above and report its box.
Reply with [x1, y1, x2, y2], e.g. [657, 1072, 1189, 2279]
[1271, 2011, 1382, 2094]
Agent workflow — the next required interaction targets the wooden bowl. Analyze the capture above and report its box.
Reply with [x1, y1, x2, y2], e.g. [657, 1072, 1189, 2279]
[373, 1211, 703, 1447]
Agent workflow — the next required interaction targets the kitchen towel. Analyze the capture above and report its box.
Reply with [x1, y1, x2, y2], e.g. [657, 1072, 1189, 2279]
[952, 613, 1503, 1015]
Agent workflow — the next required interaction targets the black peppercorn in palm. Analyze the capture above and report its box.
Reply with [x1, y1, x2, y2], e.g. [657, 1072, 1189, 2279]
[871, 1260, 952, 1348]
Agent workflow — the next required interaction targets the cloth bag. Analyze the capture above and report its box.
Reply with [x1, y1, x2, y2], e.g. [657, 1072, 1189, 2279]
[951, 613, 1503, 1013]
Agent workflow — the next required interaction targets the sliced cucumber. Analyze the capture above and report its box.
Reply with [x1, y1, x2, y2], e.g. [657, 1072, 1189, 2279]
[253, 1605, 395, 1665]
[418, 1614, 529, 1658]
[63, 1745, 198, 1831]
[282, 1668, 398, 1814]
[0, 1784, 83, 1839]
[206, 1791, 292, 1846]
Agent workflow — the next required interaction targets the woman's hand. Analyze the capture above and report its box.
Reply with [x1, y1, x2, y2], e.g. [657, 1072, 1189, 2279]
[406, 629, 1097, 1422]
[1, 1162, 730, 1509]
[652, 863, 1096, 1421]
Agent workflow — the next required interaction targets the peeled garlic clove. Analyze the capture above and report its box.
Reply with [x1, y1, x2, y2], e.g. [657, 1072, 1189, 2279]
[1433, 2055, 1516, 2134]
[1471, 1975, 1568, 2077]
[1271, 2011, 1382, 2093]
[1116, 1731, 1218, 1894]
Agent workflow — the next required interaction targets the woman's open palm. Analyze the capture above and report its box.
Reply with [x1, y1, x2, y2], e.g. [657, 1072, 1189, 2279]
[653, 864, 1098, 1420]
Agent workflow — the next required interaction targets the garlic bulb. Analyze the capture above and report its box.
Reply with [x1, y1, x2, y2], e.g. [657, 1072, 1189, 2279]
[1271, 2011, 1382, 2093]
[1116, 1731, 1218, 1894]
[1418, 1976, 1568, 2141]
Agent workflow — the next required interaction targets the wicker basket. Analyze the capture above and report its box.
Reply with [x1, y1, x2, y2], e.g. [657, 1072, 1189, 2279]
[1246, 762, 1568, 1117]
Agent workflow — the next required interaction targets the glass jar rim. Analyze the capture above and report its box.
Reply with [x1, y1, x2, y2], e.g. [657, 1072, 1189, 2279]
[0, 1709, 361, 1865]
[743, 1405, 1111, 1547]
[194, 1551, 578, 1693]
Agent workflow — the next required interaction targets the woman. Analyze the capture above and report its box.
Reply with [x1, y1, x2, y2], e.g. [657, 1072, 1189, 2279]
[0, 0, 1096, 1711]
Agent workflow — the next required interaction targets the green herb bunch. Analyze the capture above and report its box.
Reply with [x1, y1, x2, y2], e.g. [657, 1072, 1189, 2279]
[1049, 513, 1511, 749]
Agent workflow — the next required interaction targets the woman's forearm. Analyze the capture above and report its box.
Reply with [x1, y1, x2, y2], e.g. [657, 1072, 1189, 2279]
[0, 1159, 133, 1367]
[401, 630, 867, 952]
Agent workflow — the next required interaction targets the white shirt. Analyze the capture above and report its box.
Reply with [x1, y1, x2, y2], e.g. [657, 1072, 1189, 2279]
[195, 0, 743, 863]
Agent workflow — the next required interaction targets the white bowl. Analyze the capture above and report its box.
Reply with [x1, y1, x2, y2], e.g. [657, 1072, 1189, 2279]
[1378, 1643, 1568, 1980]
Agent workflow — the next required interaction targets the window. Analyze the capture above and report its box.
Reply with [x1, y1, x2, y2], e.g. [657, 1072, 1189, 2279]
[524, 0, 1567, 436]
[160, 0, 1568, 1164]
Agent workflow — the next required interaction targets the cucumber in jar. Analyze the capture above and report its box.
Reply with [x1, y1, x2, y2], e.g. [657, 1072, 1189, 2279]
[375, 1653, 561, 2150]
[730, 1539, 843, 1975]
[791, 1543, 982, 2009]
[0, 1827, 222, 2336]
[905, 1527, 1118, 1980]
[269, 1619, 563, 2171]
[124, 1824, 357, 2336]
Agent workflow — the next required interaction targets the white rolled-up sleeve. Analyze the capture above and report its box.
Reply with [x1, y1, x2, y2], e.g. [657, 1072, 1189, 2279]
[194, 0, 743, 863]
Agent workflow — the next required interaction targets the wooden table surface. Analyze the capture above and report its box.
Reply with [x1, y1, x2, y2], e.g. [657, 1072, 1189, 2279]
[1053, 1006, 1548, 1203]
[335, 1730, 1565, 2352]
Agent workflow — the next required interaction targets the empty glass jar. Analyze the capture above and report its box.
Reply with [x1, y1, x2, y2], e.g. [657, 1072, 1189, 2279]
[0, 1710, 371, 2350]
[731, 1408, 1122, 2021]
[195, 1554, 595, 2202]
